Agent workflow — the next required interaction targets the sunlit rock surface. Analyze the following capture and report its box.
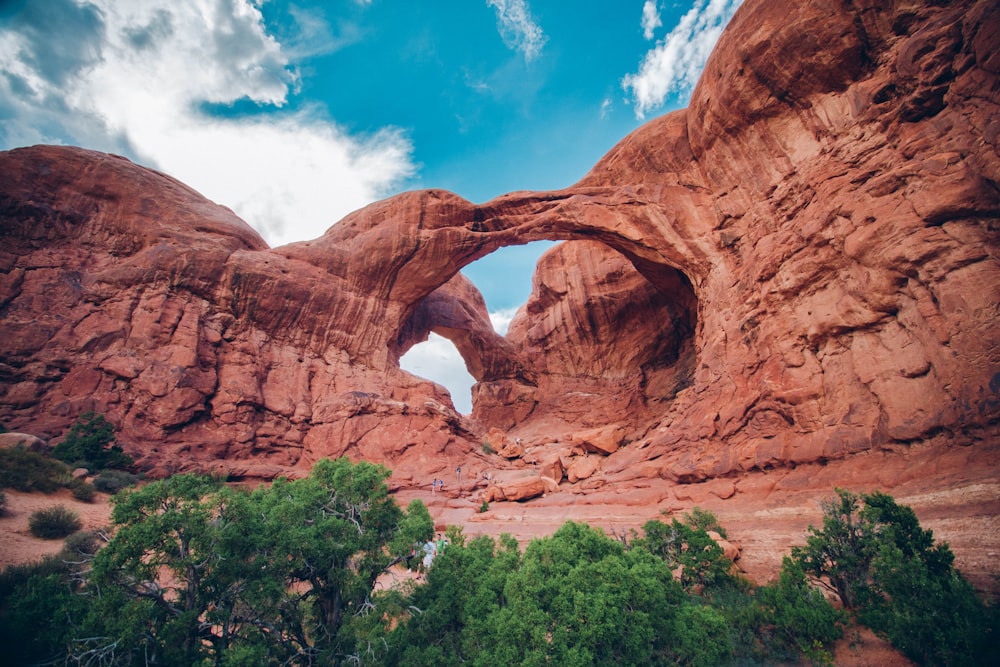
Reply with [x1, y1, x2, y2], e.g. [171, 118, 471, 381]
[1, 0, 997, 590]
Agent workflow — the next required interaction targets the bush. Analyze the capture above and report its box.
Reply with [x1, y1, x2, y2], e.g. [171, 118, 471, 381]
[68, 477, 96, 502]
[62, 530, 103, 560]
[93, 469, 139, 494]
[0, 447, 70, 493]
[28, 506, 82, 539]
[51, 412, 132, 471]
[755, 557, 845, 656]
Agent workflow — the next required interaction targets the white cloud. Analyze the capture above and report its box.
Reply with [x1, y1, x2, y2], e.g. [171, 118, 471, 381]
[489, 307, 520, 335]
[623, 0, 743, 118]
[0, 0, 415, 247]
[599, 96, 613, 119]
[400, 333, 476, 414]
[641, 1, 662, 40]
[486, 0, 547, 61]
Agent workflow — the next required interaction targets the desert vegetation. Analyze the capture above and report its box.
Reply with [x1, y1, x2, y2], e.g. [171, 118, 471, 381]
[27, 505, 82, 540]
[51, 411, 133, 472]
[0, 413, 137, 503]
[0, 456, 995, 666]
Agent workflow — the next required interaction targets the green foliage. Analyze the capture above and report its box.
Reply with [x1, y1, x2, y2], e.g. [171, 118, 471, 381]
[793, 488, 878, 609]
[682, 506, 727, 539]
[670, 604, 733, 666]
[51, 411, 133, 471]
[792, 488, 997, 665]
[0, 548, 90, 666]
[0, 446, 70, 492]
[634, 518, 736, 592]
[753, 557, 845, 659]
[479, 500, 489, 513]
[481, 441, 495, 454]
[82, 457, 433, 666]
[68, 476, 96, 502]
[92, 467, 140, 493]
[28, 505, 82, 539]
[384, 522, 686, 666]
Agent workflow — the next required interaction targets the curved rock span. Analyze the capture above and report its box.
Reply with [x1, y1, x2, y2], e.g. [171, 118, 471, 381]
[1, 0, 998, 506]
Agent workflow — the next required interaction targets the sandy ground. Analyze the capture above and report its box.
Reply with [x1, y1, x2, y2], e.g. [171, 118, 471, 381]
[0, 488, 113, 569]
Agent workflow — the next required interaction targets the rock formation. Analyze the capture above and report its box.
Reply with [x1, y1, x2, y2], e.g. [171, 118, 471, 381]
[1, 0, 998, 505]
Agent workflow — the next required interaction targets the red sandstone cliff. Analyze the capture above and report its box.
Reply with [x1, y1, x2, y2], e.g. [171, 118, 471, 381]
[1, 0, 997, 505]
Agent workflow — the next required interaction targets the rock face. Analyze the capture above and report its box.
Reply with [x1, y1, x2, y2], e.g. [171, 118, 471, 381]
[0, 0, 998, 501]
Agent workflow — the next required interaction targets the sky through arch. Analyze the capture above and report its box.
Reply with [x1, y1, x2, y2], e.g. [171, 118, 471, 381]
[400, 241, 556, 414]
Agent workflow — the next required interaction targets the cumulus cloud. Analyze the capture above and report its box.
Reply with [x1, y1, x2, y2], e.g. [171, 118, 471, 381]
[399, 334, 476, 414]
[623, 0, 742, 118]
[641, 1, 662, 40]
[486, 0, 547, 61]
[0, 0, 415, 247]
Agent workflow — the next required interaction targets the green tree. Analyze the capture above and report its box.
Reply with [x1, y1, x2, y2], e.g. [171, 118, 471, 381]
[754, 557, 845, 658]
[792, 488, 875, 609]
[80, 458, 433, 666]
[792, 488, 997, 665]
[384, 521, 685, 667]
[51, 411, 132, 471]
[633, 518, 736, 592]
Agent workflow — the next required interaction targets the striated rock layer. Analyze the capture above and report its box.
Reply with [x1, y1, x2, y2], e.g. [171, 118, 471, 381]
[0, 0, 998, 542]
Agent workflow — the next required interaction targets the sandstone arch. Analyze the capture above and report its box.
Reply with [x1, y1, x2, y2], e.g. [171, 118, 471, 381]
[394, 238, 700, 435]
[0, 0, 996, 493]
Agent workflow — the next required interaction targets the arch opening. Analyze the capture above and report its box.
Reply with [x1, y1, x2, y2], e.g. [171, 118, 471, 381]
[399, 333, 476, 414]
[395, 235, 699, 435]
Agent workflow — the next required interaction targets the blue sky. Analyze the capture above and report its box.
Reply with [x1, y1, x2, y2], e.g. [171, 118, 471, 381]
[0, 0, 742, 411]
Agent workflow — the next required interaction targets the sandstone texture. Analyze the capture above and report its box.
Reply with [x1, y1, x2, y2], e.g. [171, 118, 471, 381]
[0, 0, 998, 588]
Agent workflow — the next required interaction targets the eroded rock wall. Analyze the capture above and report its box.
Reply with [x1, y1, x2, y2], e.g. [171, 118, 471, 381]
[0, 0, 997, 490]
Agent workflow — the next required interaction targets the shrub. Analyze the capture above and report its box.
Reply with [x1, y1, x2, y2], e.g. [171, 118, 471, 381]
[479, 501, 489, 513]
[68, 477, 96, 502]
[0, 447, 70, 493]
[28, 505, 82, 539]
[482, 441, 495, 454]
[0, 546, 90, 665]
[62, 530, 103, 560]
[93, 469, 139, 494]
[755, 556, 845, 657]
[52, 412, 132, 471]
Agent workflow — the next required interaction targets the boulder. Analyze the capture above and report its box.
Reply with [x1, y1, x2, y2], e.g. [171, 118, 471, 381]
[707, 530, 741, 562]
[566, 456, 601, 483]
[0, 432, 47, 452]
[572, 425, 627, 456]
[484, 472, 547, 502]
